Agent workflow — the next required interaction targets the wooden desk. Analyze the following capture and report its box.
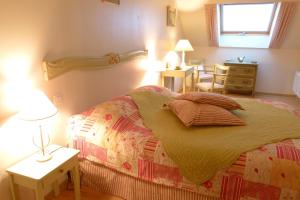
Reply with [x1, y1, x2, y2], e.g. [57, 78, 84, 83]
[224, 61, 258, 96]
[161, 66, 194, 93]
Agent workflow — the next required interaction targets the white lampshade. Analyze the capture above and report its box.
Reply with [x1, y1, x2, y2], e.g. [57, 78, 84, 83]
[164, 51, 179, 68]
[17, 90, 57, 121]
[175, 40, 194, 52]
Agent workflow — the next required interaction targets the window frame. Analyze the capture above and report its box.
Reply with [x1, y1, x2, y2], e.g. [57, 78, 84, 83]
[220, 3, 278, 35]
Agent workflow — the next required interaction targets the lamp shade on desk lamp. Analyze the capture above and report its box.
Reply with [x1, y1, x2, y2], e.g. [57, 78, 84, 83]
[17, 90, 58, 162]
[175, 39, 194, 68]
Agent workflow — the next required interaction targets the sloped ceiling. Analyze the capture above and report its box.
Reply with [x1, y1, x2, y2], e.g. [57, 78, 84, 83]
[178, 0, 300, 49]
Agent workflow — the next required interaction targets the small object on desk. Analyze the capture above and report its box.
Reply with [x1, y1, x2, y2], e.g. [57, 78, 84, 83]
[237, 56, 245, 63]
[6, 145, 81, 200]
[175, 66, 182, 70]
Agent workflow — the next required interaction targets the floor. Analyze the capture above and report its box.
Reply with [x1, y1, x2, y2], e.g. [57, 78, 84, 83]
[49, 93, 300, 200]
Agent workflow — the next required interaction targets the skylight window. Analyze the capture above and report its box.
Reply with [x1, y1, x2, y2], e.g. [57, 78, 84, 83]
[220, 3, 277, 34]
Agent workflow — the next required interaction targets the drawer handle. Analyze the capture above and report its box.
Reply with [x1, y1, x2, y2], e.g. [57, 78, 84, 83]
[59, 169, 64, 173]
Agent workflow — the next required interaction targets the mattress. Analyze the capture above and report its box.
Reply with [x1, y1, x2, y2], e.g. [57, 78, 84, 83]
[69, 86, 300, 200]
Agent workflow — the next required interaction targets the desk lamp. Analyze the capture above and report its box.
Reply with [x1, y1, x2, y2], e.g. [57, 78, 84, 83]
[17, 90, 57, 162]
[175, 39, 194, 69]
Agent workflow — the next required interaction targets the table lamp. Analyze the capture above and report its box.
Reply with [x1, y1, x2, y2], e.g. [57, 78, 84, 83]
[164, 51, 179, 69]
[17, 89, 58, 162]
[175, 39, 194, 69]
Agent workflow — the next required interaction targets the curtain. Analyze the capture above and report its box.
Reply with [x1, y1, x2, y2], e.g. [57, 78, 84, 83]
[269, 1, 298, 48]
[205, 4, 219, 47]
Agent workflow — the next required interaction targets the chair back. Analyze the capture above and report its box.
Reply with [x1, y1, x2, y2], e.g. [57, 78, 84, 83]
[212, 64, 229, 90]
[189, 59, 204, 66]
[189, 59, 204, 83]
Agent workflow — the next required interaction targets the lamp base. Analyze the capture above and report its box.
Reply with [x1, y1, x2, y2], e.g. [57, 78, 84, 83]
[36, 153, 52, 162]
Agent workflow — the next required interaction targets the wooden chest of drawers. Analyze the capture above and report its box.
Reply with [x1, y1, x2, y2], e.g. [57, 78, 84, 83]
[224, 61, 258, 96]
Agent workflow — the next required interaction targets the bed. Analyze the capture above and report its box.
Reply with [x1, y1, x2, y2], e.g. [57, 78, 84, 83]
[68, 85, 300, 200]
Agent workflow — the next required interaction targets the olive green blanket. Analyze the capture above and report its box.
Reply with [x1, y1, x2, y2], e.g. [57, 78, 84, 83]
[129, 91, 300, 185]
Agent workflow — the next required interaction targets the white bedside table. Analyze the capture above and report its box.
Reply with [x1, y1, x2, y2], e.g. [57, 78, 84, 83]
[6, 145, 80, 200]
[161, 66, 195, 93]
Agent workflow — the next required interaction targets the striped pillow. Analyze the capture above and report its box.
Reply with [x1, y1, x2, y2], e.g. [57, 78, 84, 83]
[168, 100, 245, 127]
[176, 92, 244, 110]
[133, 85, 177, 97]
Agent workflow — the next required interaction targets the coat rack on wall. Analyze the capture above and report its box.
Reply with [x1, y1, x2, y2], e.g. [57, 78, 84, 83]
[102, 0, 120, 5]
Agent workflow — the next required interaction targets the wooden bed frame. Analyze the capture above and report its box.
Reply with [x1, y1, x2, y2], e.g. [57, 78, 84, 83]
[42, 50, 148, 81]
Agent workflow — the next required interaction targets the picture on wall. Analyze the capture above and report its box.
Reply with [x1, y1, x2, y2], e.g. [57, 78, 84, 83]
[102, 0, 120, 5]
[167, 6, 177, 27]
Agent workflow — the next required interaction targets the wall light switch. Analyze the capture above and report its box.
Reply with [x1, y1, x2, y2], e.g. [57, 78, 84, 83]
[53, 94, 64, 108]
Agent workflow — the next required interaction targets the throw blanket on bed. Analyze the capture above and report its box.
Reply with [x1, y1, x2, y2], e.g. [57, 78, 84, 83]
[129, 91, 300, 185]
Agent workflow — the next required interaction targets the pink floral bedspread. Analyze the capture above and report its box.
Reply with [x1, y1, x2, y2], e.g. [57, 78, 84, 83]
[69, 86, 300, 200]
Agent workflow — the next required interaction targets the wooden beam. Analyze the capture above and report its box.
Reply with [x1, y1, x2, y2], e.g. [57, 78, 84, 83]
[42, 50, 148, 81]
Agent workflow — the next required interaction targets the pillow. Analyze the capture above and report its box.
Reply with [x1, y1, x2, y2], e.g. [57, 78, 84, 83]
[167, 100, 245, 127]
[133, 85, 178, 97]
[176, 92, 243, 110]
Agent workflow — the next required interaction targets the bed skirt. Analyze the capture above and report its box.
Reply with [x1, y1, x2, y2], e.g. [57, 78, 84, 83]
[80, 159, 219, 200]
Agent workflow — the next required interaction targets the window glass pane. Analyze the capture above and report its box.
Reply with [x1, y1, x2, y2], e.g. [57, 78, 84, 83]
[222, 4, 275, 32]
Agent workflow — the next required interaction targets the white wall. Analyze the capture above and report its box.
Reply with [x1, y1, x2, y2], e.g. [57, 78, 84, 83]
[44, 0, 181, 115]
[0, 0, 181, 199]
[0, 1, 67, 199]
[179, 1, 300, 95]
